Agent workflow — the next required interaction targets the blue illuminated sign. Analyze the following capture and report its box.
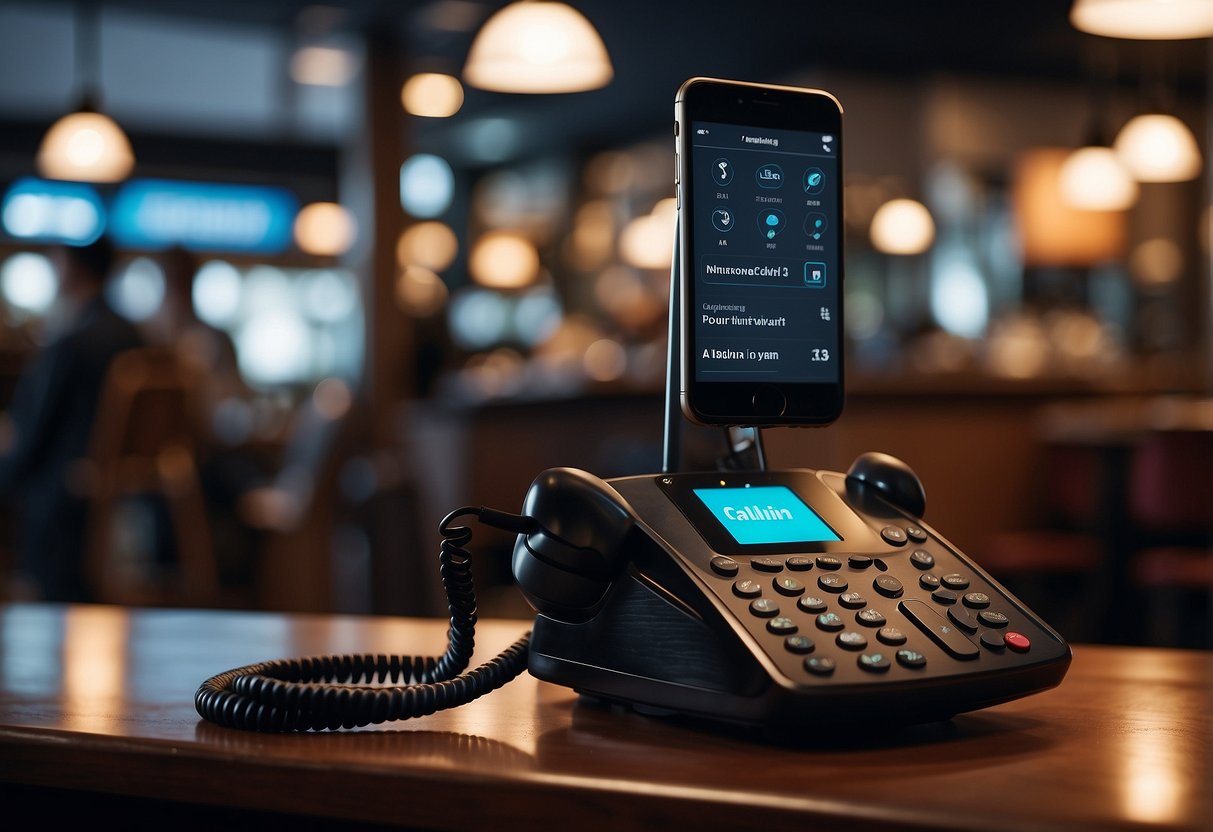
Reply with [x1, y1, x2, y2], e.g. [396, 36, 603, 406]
[109, 179, 298, 253]
[1, 177, 105, 245]
[693, 485, 841, 546]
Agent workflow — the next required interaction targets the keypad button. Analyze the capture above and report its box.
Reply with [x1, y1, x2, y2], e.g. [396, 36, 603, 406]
[978, 610, 1009, 628]
[767, 616, 797, 635]
[931, 588, 957, 605]
[752, 557, 784, 573]
[874, 574, 904, 598]
[1005, 632, 1032, 653]
[773, 576, 805, 596]
[910, 549, 935, 570]
[733, 579, 762, 598]
[980, 631, 1006, 650]
[905, 526, 928, 543]
[881, 526, 908, 546]
[785, 635, 815, 654]
[919, 573, 941, 590]
[836, 630, 869, 651]
[857, 607, 887, 627]
[816, 612, 844, 632]
[848, 555, 873, 569]
[804, 656, 835, 675]
[899, 599, 980, 660]
[947, 606, 979, 634]
[858, 652, 891, 672]
[815, 556, 842, 571]
[896, 649, 927, 668]
[963, 592, 991, 609]
[941, 573, 970, 591]
[818, 574, 848, 593]
[839, 591, 866, 609]
[798, 595, 827, 614]
[877, 626, 907, 645]
[749, 598, 780, 618]
[710, 556, 739, 577]
[786, 556, 813, 572]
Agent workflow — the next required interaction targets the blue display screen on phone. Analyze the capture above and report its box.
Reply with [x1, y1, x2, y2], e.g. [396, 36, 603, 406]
[692, 485, 841, 546]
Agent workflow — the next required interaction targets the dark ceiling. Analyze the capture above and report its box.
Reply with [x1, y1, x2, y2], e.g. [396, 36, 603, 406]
[26, 1, 1213, 169]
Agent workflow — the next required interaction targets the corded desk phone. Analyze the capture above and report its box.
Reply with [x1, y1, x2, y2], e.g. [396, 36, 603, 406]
[194, 78, 1071, 735]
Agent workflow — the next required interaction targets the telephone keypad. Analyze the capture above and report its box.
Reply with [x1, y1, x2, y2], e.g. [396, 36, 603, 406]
[696, 524, 1045, 685]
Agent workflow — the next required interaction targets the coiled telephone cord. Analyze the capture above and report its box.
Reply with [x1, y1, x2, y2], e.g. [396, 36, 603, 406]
[194, 507, 534, 732]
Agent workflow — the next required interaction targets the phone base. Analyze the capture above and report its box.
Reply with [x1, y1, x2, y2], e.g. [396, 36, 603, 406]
[524, 467, 1071, 737]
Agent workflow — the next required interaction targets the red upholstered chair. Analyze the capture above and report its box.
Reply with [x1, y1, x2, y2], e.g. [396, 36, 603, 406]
[978, 442, 1106, 642]
[1127, 430, 1213, 648]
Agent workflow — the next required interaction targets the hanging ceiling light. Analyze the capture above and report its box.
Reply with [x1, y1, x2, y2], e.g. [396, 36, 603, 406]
[1070, 0, 1213, 40]
[1113, 113, 1203, 181]
[1059, 146, 1138, 210]
[37, 2, 134, 183]
[869, 199, 936, 255]
[463, 1, 613, 93]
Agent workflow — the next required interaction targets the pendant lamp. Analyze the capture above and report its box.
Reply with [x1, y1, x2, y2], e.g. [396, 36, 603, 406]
[37, 2, 134, 183]
[1070, 0, 1213, 40]
[463, 1, 613, 93]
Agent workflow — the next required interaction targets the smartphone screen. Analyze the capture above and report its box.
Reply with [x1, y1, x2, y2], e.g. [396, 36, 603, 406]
[676, 78, 844, 426]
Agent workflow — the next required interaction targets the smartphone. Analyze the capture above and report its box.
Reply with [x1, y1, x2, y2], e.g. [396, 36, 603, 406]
[675, 77, 844, 427]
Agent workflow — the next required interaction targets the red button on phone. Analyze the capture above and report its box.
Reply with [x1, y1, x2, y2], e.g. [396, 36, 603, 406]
[1005, 632, 1031, 653]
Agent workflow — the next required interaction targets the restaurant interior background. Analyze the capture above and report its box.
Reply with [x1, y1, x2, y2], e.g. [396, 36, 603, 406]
[0, 0, 1210, 648]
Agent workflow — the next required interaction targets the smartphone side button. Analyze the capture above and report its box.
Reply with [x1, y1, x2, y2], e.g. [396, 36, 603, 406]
[751, 385, 786, 417]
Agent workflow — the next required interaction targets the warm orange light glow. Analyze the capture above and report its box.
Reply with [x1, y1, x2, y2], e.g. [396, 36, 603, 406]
[1012, 148, 1128, 267]
[469, 231, 540, 289]
[37, 110, 135, 183]
[463, 1, 613, 93]
[401, 73, 465, 118]
[397, 221, 459, 272]
[294, 202, 357, 256]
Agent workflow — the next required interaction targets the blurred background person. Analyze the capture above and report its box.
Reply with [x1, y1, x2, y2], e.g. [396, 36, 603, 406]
[0, 235, 144, 601]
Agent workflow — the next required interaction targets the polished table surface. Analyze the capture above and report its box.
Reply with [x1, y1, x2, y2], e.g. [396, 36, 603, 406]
[0, 603, 1210, 831]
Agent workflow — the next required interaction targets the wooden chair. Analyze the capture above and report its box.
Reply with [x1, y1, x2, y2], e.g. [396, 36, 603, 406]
[79, 347, 220, 607]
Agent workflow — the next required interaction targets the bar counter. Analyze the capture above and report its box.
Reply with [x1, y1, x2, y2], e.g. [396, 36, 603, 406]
[0, 602, 1209, 830]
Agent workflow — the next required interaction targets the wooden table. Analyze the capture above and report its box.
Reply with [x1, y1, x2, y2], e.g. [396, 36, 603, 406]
[0, 603, 1210, 831]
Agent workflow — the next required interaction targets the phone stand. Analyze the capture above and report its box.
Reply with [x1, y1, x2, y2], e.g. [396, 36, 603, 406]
[663, 218, 766, 475]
